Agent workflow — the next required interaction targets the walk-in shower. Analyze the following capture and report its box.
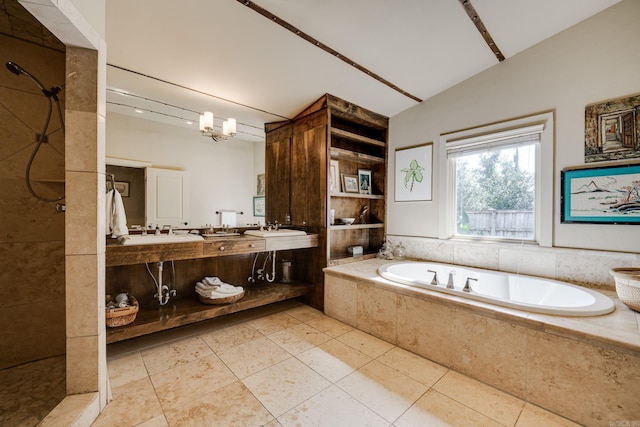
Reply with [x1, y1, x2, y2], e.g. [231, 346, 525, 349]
[6, 61, 65, 202]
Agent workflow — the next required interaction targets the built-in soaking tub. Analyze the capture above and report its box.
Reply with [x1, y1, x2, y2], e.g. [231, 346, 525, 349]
[378, 261, 615, 316]
[323, 259, 640, 426]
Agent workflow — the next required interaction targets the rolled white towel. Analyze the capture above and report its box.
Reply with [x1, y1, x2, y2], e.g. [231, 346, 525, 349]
[196, 287, 242, 299]
[204, 276, 223, 286]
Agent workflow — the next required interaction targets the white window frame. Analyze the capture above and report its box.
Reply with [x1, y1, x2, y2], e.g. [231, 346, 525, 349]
[438, 112, 554, 247]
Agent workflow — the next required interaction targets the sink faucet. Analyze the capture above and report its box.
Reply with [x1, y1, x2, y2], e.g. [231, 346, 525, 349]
[463, 277, 477, 292]
[427, 269, 438, 285]
[447, 271, 456, 289]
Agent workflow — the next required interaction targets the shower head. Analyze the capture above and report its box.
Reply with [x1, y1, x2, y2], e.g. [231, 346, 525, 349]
[6, 61, 23, 76]
[5, 60, 47, 93]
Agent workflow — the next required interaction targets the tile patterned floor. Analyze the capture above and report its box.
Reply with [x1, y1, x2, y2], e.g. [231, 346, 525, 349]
[0, 355, 66, 427]
[97, 300, 581, 427]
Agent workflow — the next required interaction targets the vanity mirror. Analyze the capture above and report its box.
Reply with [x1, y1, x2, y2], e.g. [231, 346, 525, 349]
[106, 112, 265, 229]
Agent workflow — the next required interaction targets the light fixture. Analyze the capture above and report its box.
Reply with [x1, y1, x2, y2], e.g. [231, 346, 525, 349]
[199, 111, 237, 142]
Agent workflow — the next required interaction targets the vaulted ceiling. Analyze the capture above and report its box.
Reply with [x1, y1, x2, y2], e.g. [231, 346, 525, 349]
[2, 0, 624, 143]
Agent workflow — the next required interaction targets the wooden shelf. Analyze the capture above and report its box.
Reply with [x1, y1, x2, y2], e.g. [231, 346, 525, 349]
[330, 191, 384, 200]
[330, 223, 384, 230]
[328, 251, 378, 266]
[106, 282, 313, 343]
[330, 147, 384, 165]
[331, 128, 385, 147]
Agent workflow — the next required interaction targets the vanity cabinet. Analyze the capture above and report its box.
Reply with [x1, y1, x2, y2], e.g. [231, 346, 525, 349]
[265, 94, 388, 267]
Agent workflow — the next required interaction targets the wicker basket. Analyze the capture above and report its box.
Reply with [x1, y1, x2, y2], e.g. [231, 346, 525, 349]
[106, 296, 139, 327]
[198, 290, 245, 305]
[609, 268, 640, 312]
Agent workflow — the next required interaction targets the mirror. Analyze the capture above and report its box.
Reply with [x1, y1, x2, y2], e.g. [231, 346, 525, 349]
[106, 112, 265, 229]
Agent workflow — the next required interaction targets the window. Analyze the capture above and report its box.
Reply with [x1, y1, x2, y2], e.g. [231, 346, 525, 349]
[440, 113, 553, 245]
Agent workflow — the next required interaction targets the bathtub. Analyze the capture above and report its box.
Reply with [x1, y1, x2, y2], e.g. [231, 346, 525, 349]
[378, 261, 614, 316]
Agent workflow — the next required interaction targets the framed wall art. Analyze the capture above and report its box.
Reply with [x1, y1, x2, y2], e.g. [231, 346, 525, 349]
[358, 169, 372, 195]
[341, 173, 359, 193]
[253, 196, 265, 217]
[107, 180, 130, 197]
[584, 93, 640, 163]
[561, 162, 640, 224]
[330, 159, 340, 194]
[395, 143, 433, 202]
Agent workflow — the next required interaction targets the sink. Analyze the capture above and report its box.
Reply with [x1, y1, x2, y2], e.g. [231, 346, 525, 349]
[116, 234, 204, 245]
[244, 229, 307, 238]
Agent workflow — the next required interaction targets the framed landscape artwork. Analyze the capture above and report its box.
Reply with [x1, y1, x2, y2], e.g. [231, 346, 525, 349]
[561, 162, 640, 224]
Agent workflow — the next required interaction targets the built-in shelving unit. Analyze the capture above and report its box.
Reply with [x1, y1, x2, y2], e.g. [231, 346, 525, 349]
[327, 95, 388, 265]
[264, 94, 388, 307]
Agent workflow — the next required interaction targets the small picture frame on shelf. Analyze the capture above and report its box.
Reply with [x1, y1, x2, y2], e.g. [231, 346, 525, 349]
[330, 159, 340, 193]
[358, 169, 372, 195]
[341, 173, 359, 193]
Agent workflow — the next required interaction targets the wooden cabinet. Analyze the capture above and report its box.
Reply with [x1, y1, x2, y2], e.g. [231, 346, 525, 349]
[265, 122, 292, 226]
[265, 94, 388, 268]
[291, 109, 327, 227]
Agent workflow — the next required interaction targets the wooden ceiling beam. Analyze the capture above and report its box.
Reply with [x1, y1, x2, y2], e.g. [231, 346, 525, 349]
[238, 0, 423, 103]
[458, 0, 505, 62]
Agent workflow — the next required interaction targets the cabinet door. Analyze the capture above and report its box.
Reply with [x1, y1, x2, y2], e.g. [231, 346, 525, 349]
[292, 112, 327, 227]
[145, 167, 190, 227]
[265, 122, 292, 225]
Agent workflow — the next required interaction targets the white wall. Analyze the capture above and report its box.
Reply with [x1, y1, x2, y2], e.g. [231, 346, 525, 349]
[388, 0, 640, 254]
[106, 112, 264, 228]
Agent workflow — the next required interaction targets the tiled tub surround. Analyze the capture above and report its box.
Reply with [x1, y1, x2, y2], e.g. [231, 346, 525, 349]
[324, 258, 640, 427]
[386, 235, 640, 290]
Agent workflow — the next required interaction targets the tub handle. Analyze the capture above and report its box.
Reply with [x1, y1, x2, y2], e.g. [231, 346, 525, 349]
[463, 277, 477, 293]
[427, 270, 438, 285]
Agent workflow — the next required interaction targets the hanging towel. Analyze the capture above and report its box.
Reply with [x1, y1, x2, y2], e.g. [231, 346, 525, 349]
[106, 189, 129, 238]
[220, 210, 237, 227]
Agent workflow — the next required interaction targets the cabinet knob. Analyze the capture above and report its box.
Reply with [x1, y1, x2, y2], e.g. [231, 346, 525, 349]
[219, 246, 225, 251]
[249, 244, 255, 248]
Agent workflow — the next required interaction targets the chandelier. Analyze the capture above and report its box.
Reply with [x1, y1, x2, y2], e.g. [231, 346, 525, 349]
[199, 111, 237, 142]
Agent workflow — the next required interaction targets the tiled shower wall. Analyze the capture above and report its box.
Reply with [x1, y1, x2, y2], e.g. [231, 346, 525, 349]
[387, 235, 640, 289]
[0, 34, 66, 369]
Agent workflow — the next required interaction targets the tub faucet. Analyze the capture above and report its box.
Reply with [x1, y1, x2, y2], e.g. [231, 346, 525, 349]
[463, 277, 477, 293]
[447, 271, 456, 289]
[427, 269, 438, 285]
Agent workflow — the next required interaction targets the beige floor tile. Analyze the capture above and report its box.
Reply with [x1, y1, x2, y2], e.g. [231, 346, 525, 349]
[278, 385, 389, 427]
[217, 336, 291, 378]
[336, 360, 427, 423]
[515, 403, 582, 427]
[284, 304, 326, 323]
[248, 312, 301, 335]
[297, 339, 372, 383]
[150, 353, 237, 411]
[199, 323, 263, 353]
[395, 389, 503, 427]
[336, 329, 395, 358]
[140, 336, 213, 375]
[376, 347, 448, 387]
[306, 315, 354, 338]
[107, 351, 148, 389]
[92, 377, 163, 427]
[268, 323, 332, 354]
[263, 419, 283, 427]
[136, 414, 169, 427]
[243, 357, 331, 418]
[163, 380, 274, 427]
[433, 371, 524, 426]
